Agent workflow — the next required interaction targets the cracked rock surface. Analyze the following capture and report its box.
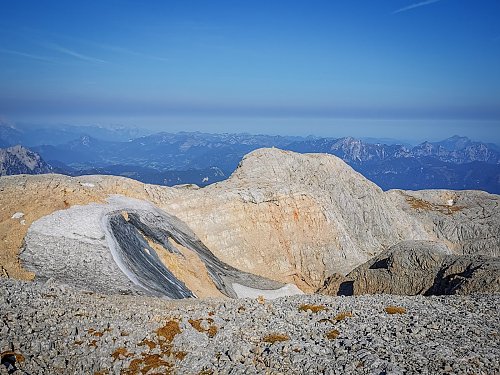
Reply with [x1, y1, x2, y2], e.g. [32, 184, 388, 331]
[319, 240, 500, 296]
[2, 149, 499, 291]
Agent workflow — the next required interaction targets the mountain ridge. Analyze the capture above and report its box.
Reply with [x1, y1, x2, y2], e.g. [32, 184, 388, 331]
[1, 124, 499, 193]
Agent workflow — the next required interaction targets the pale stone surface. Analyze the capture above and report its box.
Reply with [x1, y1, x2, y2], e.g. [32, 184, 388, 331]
[1, 278, 499, 374]
[387, 189, 500, 257]
[10, 212, 24, 219]
[158, 148, 432, 289]
[232, 282, 304, 299]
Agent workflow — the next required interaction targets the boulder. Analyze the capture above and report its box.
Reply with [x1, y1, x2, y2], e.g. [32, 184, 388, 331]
[319, 240, 500, 296]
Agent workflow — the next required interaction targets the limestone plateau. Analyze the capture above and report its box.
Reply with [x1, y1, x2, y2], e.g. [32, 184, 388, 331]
[1, 148, 499, 374]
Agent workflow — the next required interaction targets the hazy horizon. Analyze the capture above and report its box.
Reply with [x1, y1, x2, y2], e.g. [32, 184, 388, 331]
[2, 117, 499, 146]
[1, 0, 499, 144]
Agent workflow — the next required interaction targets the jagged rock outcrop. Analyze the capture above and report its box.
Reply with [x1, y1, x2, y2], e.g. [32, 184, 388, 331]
[1, 148, 499, 295]
[319, 240, 500, 296]
[0, 145, 52, 176]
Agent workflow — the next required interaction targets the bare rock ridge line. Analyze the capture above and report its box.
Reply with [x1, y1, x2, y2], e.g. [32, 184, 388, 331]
[319, 240, 500, 296]
[2, 147, 499, 296]
[21, 196, 299, 299]
[178, 148, 433, 288]
[388, 189, 500, 257]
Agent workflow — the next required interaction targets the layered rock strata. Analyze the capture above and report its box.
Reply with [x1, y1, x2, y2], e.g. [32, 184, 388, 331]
[21, 196, 299, 299]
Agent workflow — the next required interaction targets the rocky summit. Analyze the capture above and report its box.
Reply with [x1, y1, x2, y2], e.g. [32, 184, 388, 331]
[0, 145, 52, 177]
[1, 147, 499, 374]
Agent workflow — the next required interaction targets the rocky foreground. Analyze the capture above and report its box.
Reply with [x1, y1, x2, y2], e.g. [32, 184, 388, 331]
[1, 279, 498, 375]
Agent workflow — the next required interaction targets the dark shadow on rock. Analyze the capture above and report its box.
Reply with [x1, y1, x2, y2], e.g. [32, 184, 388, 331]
[1, 353, 18, 375]
[338, 281, 354, 296]
[425, 263, 482, 296]
[369, 257, 389, 270]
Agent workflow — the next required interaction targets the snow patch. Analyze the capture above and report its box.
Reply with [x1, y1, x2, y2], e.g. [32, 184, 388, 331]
[81, 183, 95, 188]
[232, 283, 304, 300]
[11, 212, 24, 219]
[447, 199, 454, 206]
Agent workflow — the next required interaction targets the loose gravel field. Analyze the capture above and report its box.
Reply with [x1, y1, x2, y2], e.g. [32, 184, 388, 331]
[1, 279, 499, 374]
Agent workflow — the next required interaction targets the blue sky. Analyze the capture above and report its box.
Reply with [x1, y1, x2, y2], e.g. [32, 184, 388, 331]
[0, 0, 499, 142]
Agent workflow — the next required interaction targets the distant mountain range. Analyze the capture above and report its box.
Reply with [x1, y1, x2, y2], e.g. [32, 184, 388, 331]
[286, 136, 500, 192]
[0, 121, 148, 146]
[287, 135, 500, 164]
[0, 122, 498, 193]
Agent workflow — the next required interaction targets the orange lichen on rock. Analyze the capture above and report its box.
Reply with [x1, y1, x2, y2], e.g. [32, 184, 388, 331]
[326, 329, 340, 340]
[156, 320, 181, 343]
[111, 348, 134, 362]
[262, 334, 290, 343]
[298, 304, 327, 313]
[88, 340, 98, 348]
[119, 319, 186, 374]
[334, 311, 353, 321]
[122, 354, 172, 375]
[87, 327, 111, 337]
[207, 326, 218, 338]
[385, 306, 407, 314]
[174, 351, 187, 361]
[189, 318, 218, 338]
[138, 339, 157, 350]
[404, 195, 463, 215]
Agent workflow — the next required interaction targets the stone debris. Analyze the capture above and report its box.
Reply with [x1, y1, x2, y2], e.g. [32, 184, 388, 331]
[10, 212, 24, 220]
[1, 278, 498, 374]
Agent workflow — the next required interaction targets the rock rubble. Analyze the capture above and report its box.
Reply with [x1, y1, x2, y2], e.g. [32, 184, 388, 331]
[1, 279, 498, 374]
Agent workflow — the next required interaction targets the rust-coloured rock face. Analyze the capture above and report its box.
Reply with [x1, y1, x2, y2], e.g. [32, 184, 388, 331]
[0, 174, 154, 280]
